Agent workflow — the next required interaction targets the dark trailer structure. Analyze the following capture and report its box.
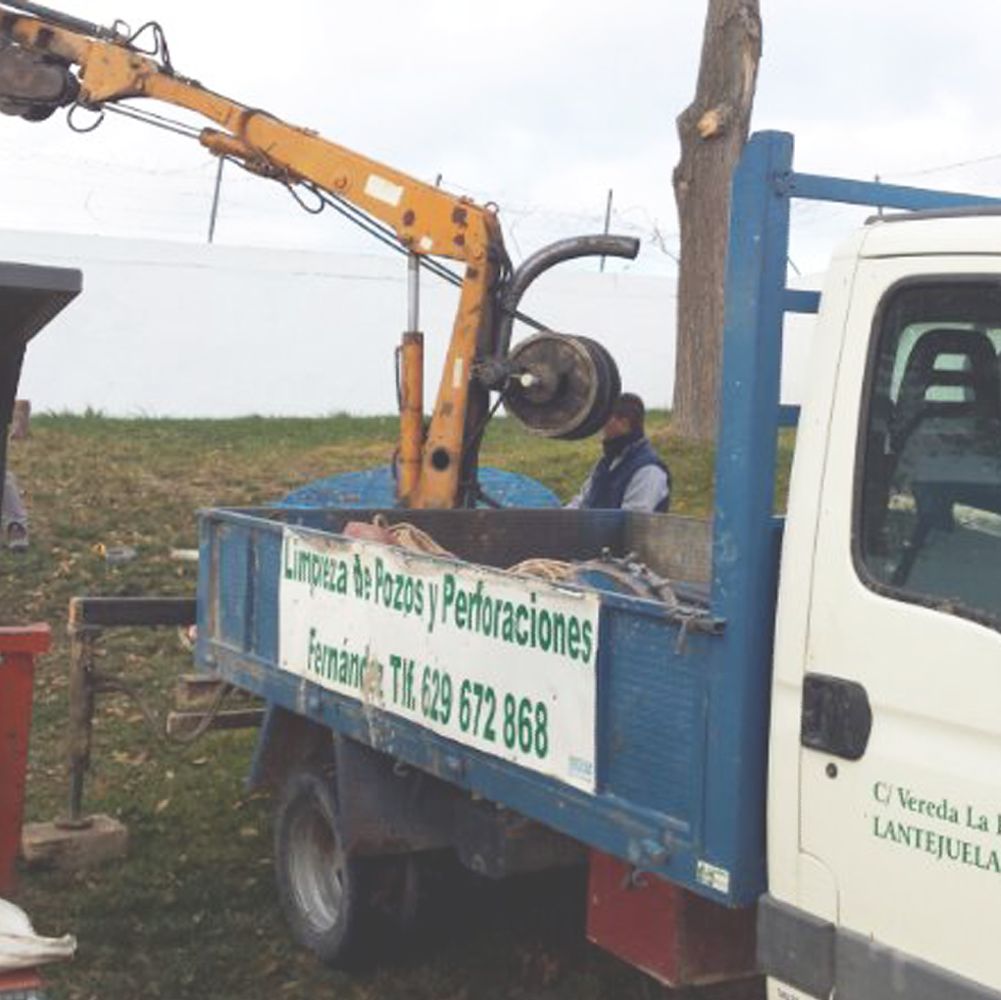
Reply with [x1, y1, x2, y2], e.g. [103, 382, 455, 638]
[0, 262, 80, 486]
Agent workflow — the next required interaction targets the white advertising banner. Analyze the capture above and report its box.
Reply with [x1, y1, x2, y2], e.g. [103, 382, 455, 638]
[278, 527, 601, 793]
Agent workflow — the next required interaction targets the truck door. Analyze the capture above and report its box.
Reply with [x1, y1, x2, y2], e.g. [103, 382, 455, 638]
[800, 259, 1001, 996]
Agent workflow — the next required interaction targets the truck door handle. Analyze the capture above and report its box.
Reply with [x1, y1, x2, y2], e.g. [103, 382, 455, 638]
[800, 674, 873, 761]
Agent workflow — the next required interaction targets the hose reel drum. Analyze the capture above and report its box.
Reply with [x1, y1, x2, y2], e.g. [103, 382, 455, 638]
[503, 332, 621, 440]
[493, 235, 637, 442]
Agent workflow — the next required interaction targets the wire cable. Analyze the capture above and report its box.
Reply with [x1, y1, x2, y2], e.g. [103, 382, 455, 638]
[126, 21, 174, 73]
[66, 102, 104, 133]
[102, 102, 202, 140]
[889, 150, 1001, 180]
[80, 100, 550, 331]
[292, 182, 547, 331]
[93, 671, 235, 747]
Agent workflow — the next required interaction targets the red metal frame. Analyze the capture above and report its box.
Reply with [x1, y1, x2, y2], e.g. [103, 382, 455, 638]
[0, 624, 50, 896]
[0, 968, 45, 995]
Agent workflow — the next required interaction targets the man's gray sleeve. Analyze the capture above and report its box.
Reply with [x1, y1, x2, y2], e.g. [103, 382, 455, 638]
[565, 474, 590, 509]
[621, 465, 669, 513]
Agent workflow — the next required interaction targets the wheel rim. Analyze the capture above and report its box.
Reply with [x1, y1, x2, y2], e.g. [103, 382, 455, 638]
[287, 798, 346, 934]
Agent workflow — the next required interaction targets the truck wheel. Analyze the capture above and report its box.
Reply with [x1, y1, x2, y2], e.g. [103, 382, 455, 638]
[274, 763, 423, 966]
[274, 763, 365, 967]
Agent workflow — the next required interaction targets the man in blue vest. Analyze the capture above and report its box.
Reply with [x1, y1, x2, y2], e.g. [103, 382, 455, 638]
[568, 393, 671, 512]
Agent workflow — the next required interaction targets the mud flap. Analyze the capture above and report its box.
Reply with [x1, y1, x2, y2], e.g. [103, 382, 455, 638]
[587, 850, 757, 988]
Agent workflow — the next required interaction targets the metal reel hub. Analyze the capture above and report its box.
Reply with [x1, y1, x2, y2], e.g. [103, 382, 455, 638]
[503, 332, 620, 440]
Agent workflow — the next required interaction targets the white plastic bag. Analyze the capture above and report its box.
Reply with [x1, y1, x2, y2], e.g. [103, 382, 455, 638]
[0, 898, 75, 972]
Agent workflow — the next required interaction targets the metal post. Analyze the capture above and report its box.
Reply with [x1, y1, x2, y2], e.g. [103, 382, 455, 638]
[63, 620, 98, 829]
[707, 131, 795, 901]
[207, 157, 225, 245]
[407, 254, 420, 332]
[600, 189, 614, 272]
[398, 254, 424, 503]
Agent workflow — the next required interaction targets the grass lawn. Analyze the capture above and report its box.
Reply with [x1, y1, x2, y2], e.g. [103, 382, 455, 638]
[1, 412, 786, 1000]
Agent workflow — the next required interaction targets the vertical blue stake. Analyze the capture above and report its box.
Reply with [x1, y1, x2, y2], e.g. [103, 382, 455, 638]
[703, 131, 795, 901]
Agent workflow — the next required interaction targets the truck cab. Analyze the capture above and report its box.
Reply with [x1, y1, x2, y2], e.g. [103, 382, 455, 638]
[765, 214, 1001, 998]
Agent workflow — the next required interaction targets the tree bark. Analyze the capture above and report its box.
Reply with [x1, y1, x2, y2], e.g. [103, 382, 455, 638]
[673, 0, 762, 441]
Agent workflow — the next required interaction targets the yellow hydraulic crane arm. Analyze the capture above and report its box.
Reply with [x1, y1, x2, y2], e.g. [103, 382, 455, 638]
[0, 5, 507, 509]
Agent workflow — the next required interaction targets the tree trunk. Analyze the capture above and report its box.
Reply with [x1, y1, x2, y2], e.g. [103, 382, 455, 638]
[673, 0, 762, 441]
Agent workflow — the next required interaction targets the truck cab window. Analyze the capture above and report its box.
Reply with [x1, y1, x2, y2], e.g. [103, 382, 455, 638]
[858, 281, 1001, 626]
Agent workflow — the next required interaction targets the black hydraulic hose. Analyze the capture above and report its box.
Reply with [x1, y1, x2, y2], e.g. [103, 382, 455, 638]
[0, 1, 112, 39]
[495, 234, 640, 359]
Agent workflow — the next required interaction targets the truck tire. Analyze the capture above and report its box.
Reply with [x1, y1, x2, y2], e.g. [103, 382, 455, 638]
[274, 762, 366, 967]
[274, 762, 422, 967]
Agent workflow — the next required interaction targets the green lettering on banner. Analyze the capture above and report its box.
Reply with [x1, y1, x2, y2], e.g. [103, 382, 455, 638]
[284, 535, 352, 595]
[484, 685, 497, 741]
[581, 620, 594, 662]
[410, 569, 596, 666]
[535, 701, 549, 758]
[281, 527, 599, 791]
[567, 616, 581, 660]
[468, 582, 483, 630]
[502, 604, 515, 643]
[307, 627, 319, 674]
[538, 609, 552, 652]
[552, 612, 566, 656]
[301, 629, 380, 695]
[515, 605, 529, 646]
[443, 574, 455, 623]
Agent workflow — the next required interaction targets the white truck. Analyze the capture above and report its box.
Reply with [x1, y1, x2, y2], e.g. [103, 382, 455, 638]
[194, 131, 1001, 998]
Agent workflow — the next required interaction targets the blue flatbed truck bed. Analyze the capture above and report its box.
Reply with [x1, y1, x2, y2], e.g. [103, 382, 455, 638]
[194, 131, 999, 983]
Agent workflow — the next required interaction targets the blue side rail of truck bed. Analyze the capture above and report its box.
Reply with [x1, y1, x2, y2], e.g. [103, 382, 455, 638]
[195, 131, 999, 907]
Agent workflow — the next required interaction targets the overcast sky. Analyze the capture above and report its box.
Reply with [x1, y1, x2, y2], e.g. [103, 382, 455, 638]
[2, 1, 1001, 276]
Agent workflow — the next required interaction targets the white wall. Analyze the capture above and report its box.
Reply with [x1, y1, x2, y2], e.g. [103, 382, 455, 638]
[2, 230, 672, 417]
[3, 229, 812, 417]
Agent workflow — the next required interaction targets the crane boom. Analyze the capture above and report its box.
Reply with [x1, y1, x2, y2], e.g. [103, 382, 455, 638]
[0, 4, 509, 508]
